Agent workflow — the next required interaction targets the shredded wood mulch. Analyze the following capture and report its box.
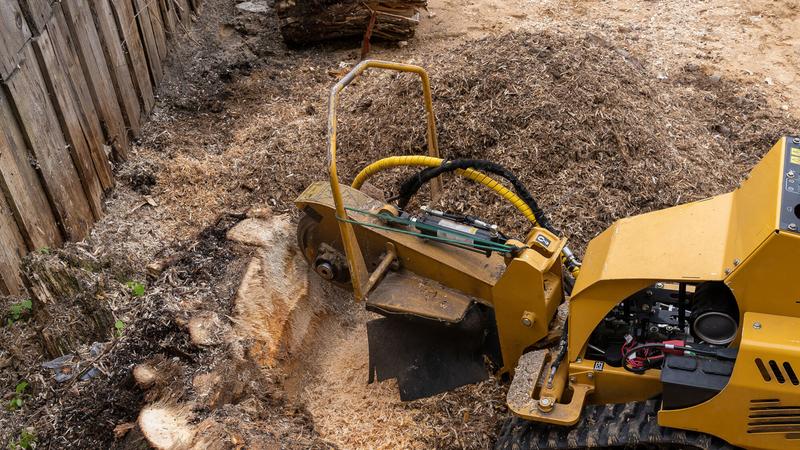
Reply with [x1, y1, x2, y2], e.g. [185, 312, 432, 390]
[1, 1, 798, 448]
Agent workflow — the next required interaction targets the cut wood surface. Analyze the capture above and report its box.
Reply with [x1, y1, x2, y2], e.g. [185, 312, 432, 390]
[275, 0, 424, 44]
[33, 28, 105, 220]
[111, 0, 156, 115]
[49, 8, 115, 191]
[132, 0, 164, 86]
[0, 0, 31, 80]
[90, 0, 143, 138]
[5, 43, 94, 241]
[0, 88, 62, 250]
[60, 0, 131, 159]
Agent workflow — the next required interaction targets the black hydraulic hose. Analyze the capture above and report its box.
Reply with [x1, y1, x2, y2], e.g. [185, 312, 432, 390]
[395, 159, 580, 293]
[546, 318, 569, 387]
[396, 159, 562, 235]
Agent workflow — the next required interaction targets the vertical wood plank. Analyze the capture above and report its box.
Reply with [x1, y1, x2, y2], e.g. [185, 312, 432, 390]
[175, 0, 191, 27]
[131, 0, 164, 86]
[158, 0, 175, 37]
[0, 0, 32, 80]
[110, 0, 155, 115]
[0, 190, 27, 295]
[5, 43, 94, 241]
[89, 0, 143, 138]
[49, 8, 114, 191]
[60, 0, 130, 160]
[16, 0, 51, 35]
[0, 88, 62, 250]
[33, 29, 105, 220]
[145, 0, 168, 61]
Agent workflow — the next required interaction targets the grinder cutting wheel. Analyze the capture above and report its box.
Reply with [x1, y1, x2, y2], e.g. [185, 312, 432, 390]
[295, 60, 800, 450]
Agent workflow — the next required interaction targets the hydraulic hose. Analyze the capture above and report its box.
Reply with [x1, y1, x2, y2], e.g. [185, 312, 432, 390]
[352, 155, 538, 223]
[352, 156, 582, 279]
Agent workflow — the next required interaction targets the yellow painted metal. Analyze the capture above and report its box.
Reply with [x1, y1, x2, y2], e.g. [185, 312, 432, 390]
[659, 312, 800, 450]
[295, 181, 566, 373]
[493, 230, 565, 373]
[568, 137, 790, 361]
[327, 60, 442, 300]
[534, 137, 800, 444]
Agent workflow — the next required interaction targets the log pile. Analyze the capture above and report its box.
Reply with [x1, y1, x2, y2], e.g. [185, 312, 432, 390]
[275, 0, 426, 45]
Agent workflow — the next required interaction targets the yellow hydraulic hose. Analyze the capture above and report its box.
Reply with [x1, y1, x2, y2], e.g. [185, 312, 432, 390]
[352, 155, 582, 277]
[352, 155, 538, 225]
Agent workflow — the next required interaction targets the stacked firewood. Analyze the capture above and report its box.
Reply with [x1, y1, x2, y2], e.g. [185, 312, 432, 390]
[275, 0, 427, 45]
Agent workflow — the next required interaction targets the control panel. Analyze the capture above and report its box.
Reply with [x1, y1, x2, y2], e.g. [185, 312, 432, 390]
[780, 136, 800, 233]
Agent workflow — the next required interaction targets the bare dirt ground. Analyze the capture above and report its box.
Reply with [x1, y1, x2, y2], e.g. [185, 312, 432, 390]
[1, 0, 799, 448]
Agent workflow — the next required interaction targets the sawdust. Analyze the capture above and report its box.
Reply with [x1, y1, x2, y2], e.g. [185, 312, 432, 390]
[3, 0, 799, 448]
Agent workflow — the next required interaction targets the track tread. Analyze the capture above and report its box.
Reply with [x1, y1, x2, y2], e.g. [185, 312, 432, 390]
[496, 400, 739, 449]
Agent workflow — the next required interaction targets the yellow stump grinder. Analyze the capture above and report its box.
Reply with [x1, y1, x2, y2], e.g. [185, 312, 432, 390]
[294, 60, 800, 450]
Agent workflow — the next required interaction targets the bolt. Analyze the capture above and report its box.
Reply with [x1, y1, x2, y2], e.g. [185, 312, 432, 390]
[521, 311, 535, 328]
[576, 358, 582, 363]
[753, 322, 762, 330]
[793, 137, 800, 144]
[569, 376, 577, 382]
[655, 282, 664, 289]
[789, 170, 796, 178]
[790, 223, 798, 231]
[733, 259, 741, 266]
[537, 396, 555, 413]
[587, 372, 594, 379]
[725, 268, 732, 275]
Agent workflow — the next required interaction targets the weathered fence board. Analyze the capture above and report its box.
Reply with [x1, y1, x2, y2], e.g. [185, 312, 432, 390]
[16, 0, 51, 35]
[48, 9, 115, 191]
[175, 0, 192, 27]
[60, 0, 130, 160]
[33, 28, 105, 220]
[0, 89, 62, 250]
[137, 0, 167, 64]
[0, 192, 26, 294]
[111, 0, 155, 115]
[5, 43, 94, 241]
[0, 0, 197, 295]
[132, 0, 164, 86]
[0, 1, 31, 80]
[90, 0, 143, 137]
[159, 0, 176, 36]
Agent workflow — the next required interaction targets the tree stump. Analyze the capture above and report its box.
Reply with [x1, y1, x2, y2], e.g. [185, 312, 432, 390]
[22, 250, 115, 358]
[275, 0, 425, 45]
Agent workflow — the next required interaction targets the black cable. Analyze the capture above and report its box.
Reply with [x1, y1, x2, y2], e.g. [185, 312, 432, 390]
[621, 343, 731, 374]
[395, 159, 562, 235]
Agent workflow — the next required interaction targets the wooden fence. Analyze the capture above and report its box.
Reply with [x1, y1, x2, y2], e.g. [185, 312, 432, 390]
[0, 0, 200, 295]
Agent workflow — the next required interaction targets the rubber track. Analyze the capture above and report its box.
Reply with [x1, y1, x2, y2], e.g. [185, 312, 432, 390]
[496, 400, 739, 449]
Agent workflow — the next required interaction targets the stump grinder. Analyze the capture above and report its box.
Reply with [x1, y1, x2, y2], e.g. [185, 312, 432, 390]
[294, 60, 800, 449]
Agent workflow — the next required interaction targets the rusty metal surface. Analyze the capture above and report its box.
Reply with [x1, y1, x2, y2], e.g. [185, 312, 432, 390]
[366, 270, 472, 323]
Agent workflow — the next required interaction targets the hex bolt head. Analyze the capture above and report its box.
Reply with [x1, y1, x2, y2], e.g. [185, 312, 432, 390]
[587, 372, 594, 379]
[733, 258, 741, 266]
[789, 170, 796, 178]
[655, 282, 664, 289]
[790, 223, 798, 231]
[753, 322, 762, 330]
[793, 137, 800, 144]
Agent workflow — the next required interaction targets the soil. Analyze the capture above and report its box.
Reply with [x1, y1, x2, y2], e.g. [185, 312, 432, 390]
[1, 0, 799, 449]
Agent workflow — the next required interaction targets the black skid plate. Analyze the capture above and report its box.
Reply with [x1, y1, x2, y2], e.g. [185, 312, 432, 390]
[366, 306, 501, 401]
